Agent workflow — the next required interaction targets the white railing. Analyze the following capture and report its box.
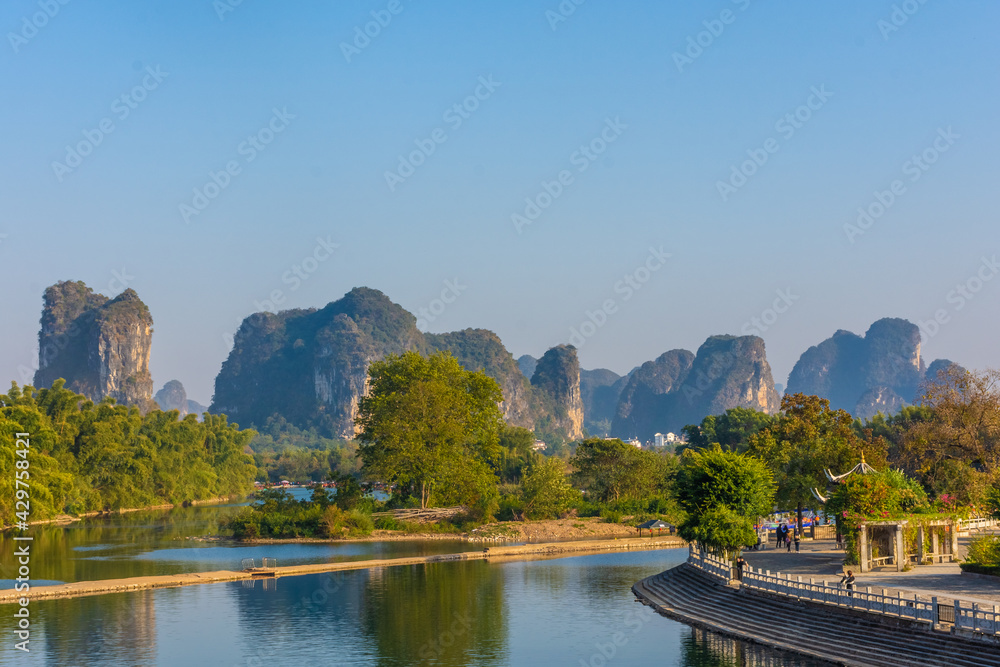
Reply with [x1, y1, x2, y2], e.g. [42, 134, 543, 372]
[685, 545, 1000, 637]
[959, 517, 1000, 533]
[687, 544, 733, 581]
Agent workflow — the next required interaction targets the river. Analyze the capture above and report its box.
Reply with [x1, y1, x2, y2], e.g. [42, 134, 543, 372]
[1, 502, 825, 666]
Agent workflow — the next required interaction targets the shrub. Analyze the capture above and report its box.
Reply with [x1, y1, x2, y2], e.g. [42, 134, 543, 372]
[600, 509, 622, 524]
[374, 515, 402, 530]
[967, 535, 1000, 566]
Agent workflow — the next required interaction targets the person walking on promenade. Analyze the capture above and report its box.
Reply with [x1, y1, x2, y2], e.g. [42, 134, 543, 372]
[794, 531, 801, 553]
[735, 555, 746, 581]
[840, 570, 856, 597]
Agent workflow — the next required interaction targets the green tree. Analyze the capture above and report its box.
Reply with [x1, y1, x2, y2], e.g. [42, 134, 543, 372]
[569, 438, 667, 503]
[747, 393, 886, 533]
[675, 446, 775, 558]
[681, 407, 775, 454]
[496, 425, 538, 484]
[0, 380, 257, 525]
[520, 458, 579, 519]
[356, 351, 504, 514]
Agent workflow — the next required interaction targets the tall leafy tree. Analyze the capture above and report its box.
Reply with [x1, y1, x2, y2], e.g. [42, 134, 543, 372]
[747, 393, 886, 532]
[569, 438, 669, 503]
[356, 351, 504, 513]
[675, 446, 775, 558]
[681, 407, 776, 453]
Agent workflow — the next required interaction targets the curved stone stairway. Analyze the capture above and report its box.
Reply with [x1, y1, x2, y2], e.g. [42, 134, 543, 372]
[634, 564, 1000, 667]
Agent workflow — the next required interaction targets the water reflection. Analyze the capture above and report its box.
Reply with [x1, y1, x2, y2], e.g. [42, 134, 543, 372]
[0, 503, 478, 587]
[681, 627, 833, 667]
[0, 550, 828, 666]
[361, 561, 507, 665]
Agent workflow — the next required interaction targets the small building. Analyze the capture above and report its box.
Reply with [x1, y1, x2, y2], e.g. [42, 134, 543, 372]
[531, 440, 547, 452]
[627, 438, 642, 448]
[654, 432, 679, 448]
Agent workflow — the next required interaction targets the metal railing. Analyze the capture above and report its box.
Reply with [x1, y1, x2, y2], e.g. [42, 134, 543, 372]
[686, 545, 1000, 637]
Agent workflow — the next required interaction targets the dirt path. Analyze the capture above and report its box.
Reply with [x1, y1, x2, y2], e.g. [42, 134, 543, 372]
[0, 536, 686, 605]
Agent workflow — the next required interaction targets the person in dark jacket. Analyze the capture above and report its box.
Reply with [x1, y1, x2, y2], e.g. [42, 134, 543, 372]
[840, 570, 856, 597]
[735, 555, 746, 581]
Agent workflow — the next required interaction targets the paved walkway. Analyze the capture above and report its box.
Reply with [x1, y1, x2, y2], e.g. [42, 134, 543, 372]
[743, 532, 1000, 605]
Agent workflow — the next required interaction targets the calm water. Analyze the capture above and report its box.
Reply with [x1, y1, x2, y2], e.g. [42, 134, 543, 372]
[0, 549, 826, 666]
[0, 499, 477, 588]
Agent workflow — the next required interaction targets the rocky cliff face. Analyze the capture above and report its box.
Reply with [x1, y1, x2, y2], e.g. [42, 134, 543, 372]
[155, 380, 189, 415]
[154, 380, 205, 417]
[531, 345, 584, 441]
[211, 288, 573, 439]
[579, 367, 627, 436]
[786, 317, 952, 419]
[35, 281, 154, 410]
[611, 336, 780, 440]
[426, 329, 534, 428]
[611, 350, 693, 439]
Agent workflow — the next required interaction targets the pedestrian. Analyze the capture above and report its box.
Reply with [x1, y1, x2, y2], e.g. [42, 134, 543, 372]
[840, 570, 856, 597]
[794, 531, 801, 553]
[786, 533, 792, 552]
[735, 555, 746, 581]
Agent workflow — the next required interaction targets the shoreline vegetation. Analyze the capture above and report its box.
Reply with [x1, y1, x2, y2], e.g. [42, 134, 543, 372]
[4, 495, 245, 530]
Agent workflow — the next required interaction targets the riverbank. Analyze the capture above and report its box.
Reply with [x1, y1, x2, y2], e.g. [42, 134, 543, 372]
[4, 495, 244, 530]
[0, 535, 685, 605]
[209, 516, 649, 545]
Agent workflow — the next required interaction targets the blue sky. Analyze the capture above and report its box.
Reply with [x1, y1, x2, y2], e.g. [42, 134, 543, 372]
[2, 0, 998, 404]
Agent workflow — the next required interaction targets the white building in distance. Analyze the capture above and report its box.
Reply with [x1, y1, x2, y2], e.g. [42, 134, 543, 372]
[654, 432, 678, 448]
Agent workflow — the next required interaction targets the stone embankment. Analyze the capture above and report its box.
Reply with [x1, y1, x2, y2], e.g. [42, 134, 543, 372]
[634, 563, 1000, 667]
[0, 536, 684, 605]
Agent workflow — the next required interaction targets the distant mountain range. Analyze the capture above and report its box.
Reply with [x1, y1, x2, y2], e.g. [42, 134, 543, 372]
[31, 281, 964, 441]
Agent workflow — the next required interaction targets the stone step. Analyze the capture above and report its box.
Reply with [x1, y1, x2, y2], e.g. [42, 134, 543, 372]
[648, 581, 985, 667]
[652, 570, 996, 666]
[637, 565, 1000, 667]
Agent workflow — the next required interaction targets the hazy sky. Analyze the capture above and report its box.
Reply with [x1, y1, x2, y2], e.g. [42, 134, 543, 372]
[2, 1, 998, 405]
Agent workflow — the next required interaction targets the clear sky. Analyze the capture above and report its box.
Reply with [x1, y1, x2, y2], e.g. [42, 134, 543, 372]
[2, 0, 998, 404]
